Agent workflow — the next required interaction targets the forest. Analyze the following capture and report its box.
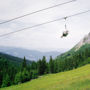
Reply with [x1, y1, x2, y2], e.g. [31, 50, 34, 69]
[0, 44, 90, 88]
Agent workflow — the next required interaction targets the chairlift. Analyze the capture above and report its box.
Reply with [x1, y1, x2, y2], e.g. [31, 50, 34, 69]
[61, 17, 69, 38]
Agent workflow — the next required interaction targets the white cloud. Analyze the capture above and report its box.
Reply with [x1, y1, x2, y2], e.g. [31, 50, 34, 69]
[0, 0, 90, 51]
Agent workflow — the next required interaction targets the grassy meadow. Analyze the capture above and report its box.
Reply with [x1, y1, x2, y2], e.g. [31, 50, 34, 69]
[1, 64, 90, 90]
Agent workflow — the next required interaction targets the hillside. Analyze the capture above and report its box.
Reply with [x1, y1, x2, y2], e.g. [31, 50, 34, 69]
[57, 44, 90, 60]
[0, 52, 32, 66]
[1, 64, 90, 90]
[57, 32, 90, 60]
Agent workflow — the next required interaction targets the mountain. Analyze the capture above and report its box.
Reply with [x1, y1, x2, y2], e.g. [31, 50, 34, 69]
[0, 47, 62, 61]
[0, 33, 90, 89]
[75, 32, 90, 51]
[57, 32, 90, 59]
[0, 52, 32, 66]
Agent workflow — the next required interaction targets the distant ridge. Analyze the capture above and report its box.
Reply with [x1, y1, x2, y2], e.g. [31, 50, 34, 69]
[0, 52, 32, 66]
[0, 47, 62, 61]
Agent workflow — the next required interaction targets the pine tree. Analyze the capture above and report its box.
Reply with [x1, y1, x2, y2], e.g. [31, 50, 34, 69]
[49, 56, 54, 73]
[37, 59, 42, 75]
[21, 56, 27, 71]
[1, 74, 11, 87]
[54, 60, 58, 73]
[14, 72, 22, 84]
[21, 68, 30, 83]
[37, 56, 47, 75]
[41, 56, 47, 74]
[30, 61, 37, 70]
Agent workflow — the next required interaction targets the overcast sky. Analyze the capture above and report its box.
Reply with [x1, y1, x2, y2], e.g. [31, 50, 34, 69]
[0, 0, 90, 52]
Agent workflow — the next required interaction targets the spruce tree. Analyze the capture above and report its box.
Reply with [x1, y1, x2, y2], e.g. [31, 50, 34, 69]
[1, 74, 11, 87]
[21, 56, 27, 71]
[49, 56, 54, 73]
[37, 59, 42, 75]
[41, 56, 47, 74]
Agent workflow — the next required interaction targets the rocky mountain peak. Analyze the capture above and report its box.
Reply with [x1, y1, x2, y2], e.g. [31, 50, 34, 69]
[83, 32, 90, 44]
[75, 32, 90, 50]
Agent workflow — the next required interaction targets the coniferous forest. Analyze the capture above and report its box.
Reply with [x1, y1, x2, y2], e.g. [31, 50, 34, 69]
[0, 44, 90, 88]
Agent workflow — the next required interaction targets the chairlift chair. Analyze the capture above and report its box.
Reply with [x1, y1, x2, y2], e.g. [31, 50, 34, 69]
[61, 17, 69, 38]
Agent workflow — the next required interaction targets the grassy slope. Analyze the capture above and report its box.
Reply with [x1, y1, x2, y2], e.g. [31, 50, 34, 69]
[1, 64, 90, 90]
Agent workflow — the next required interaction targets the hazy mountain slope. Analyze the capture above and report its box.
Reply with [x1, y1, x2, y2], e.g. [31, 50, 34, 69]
[57, 32, 90, 59]
[75, 32, 90, 51]
[1, 64, 90, 90]
[0, 47, 62, 61]
[0, 52, 32, 66]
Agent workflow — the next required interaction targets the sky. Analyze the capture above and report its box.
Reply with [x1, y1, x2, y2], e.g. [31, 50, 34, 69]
[0, 0, 90, 52]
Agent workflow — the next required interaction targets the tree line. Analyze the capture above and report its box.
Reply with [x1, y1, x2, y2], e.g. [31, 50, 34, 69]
[0, 44, 90, 88]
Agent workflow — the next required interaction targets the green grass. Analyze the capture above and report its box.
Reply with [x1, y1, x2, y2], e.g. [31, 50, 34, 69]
[1, 64, 90, 90]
